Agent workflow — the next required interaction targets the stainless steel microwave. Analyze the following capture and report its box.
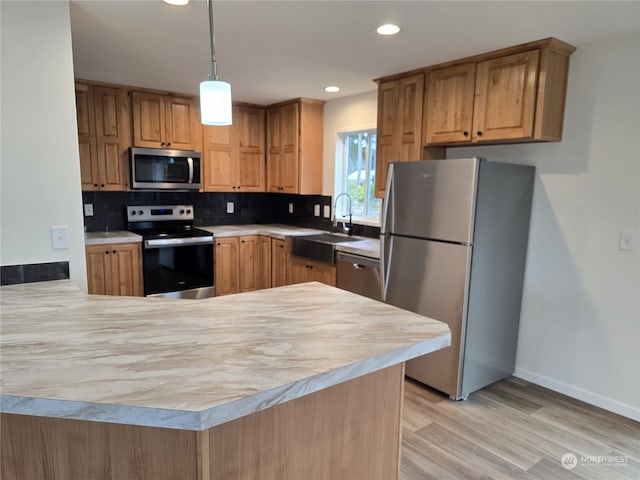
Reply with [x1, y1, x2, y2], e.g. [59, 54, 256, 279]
[130, 147, 202, 190]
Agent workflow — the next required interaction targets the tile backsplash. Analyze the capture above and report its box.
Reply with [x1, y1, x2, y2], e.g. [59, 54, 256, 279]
[82, 191, 353, 233]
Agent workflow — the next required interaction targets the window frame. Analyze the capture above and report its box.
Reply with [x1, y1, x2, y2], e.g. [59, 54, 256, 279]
[333, 127, 380, 226]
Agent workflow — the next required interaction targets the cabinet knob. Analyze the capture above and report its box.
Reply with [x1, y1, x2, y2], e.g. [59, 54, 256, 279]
[241, 240, 245, 243]
[463, 131, 469, 137]
[105, 251, 109, 255]
[167, 143, 172, 147]
[476, 131, 483, 137]
[100, 184, 105, 187]
[93, 183, 98, 187]
[112, 250, 116, 254]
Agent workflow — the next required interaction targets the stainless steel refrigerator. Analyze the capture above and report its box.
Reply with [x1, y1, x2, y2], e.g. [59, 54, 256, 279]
[381, 157, 534, 399]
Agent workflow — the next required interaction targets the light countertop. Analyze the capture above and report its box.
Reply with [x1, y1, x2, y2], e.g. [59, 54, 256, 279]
[0, 280, 449, 431]
[85, 224, 380, 258]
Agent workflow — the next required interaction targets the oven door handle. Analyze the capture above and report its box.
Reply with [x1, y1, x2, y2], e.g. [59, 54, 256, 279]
[144, 236, 213, 249]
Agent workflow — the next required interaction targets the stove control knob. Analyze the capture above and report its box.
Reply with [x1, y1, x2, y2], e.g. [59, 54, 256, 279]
[138, 210, 143, 215]
[186, 209, 192, 214]
[130, 210, 136, 216]
[179, 209, 185, 215]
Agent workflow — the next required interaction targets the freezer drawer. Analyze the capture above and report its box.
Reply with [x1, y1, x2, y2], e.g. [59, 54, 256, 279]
[336, 252, 381, 301]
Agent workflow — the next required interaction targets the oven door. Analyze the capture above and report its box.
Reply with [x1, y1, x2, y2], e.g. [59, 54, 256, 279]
[142, 238, 214, 299]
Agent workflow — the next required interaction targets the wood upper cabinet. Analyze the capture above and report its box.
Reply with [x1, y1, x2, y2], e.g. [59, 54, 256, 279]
[266, 99, 324, 194]
[424, 64, 476, 144]
[75, 83, 129, 191]
[202, 105, 265, 192]
[374, 74, 425, 198]
[423, 39, 575, 146]
[86, 243, 142, 296]
[215, 235, 271, 296]
[271, 238, 288, 288]
[287, 256, 336, 287]
[132, 91, 200, 150]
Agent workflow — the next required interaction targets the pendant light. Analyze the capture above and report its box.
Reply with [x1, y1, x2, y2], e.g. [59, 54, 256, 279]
[200, 0, 232, 125]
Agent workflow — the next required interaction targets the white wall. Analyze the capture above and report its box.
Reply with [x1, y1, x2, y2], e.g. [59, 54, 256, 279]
[322, 34, 639, 420]
[322, 90, 378, 196]
[1, 1, 87, 291]
[450, 33, 640, 420]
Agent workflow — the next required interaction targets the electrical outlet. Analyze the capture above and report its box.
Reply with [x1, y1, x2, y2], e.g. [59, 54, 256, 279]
[84, 203, 94, 217]
[288, 203, 294, 214]
[323, 205, 331, 218]
[314, 204, 320, 217]
[50, 225, 69, 250]
[619, 231, 637, 251]
[226, 202, 234, 214]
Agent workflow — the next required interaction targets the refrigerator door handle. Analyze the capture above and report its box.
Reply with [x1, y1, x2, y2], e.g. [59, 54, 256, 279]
[381, 163, 394, 235]
[380, 234, 393, 302]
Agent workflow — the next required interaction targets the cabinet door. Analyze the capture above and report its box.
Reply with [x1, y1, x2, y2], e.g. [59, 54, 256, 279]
[202, 124, 235, 191]
[215, 237, 239, 296]
[424, 64, 476, 145]
[288, 256, 314, 285]
[110, 243, 142, 296]
[374, 74, 424, 198]
[132, 91, 166, 148]
[75, 84, 99, 191]
[236, 106, 265, 192]
[312, 262, 336, 287]
[473, 50, 540, 142]
[238, 235, 260, 293]
[93, 86, 125, 191]
[375, 80, 399, 198]
[271, 238, 288, 287]
[280, 103, 299, 193]
[258, 236, 272, 289]
[266, 107, 282, 192]
[86, 245, 111, 295]
[165, 95, 197, 150]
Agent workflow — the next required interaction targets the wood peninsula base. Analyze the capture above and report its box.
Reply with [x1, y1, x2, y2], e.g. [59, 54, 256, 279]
[1, 364, 405, 480]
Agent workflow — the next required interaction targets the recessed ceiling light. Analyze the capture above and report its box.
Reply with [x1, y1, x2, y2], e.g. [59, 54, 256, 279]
[163, 0, 189, 6]
[376, 24, 400, 36]
[324, 86, 340, 93]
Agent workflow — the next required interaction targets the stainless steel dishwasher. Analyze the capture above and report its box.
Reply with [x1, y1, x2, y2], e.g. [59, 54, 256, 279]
[336, 252, 382, 301]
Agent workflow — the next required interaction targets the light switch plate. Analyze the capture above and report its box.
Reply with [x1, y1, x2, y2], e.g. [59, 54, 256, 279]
[323, 205, 331, 218]
[51, 225, 69, 250]
[288, 203, 294, 214]
[226, 202, 234, 214]
[314, 204, 320, 217]
[84, 203, 94, 216]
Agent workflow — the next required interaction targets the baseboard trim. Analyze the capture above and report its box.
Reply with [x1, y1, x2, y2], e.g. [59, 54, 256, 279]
[513, 367, 640, 422]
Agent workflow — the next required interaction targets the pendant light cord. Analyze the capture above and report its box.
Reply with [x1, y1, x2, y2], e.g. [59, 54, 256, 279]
[207, 0, 219, 81]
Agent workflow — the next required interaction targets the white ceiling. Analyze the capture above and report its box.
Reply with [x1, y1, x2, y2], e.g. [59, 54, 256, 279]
[70, 1, 639, 105]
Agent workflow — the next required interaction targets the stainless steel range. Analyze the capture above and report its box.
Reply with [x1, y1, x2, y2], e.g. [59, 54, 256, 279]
[127, 205, 215, 299]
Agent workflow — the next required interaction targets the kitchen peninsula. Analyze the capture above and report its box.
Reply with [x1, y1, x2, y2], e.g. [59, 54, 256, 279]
[1, 280, 450, 480]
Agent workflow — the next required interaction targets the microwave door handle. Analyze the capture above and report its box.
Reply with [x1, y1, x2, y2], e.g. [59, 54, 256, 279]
[187, 157, 194, 183]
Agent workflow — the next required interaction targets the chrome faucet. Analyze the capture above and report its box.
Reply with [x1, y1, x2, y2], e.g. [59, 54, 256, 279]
[332, 193, 353, 236]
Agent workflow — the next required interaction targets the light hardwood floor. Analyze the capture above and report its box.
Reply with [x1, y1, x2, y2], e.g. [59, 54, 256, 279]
[401, 377, 640, 480]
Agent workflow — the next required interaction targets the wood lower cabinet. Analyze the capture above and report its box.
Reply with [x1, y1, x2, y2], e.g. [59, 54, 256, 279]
[86, 243, 142, 296]
[271, 238, 288, 288]
[266, 99, 324, 194]
[203, 105, 265, 192]
[374, 74, 425, 198]
[215, 236, 271, 296]
[132, 91, 200, 150]
[75, 83, 130, 191]
[287, 256, 336, 287]
[422, 39, 575, 146]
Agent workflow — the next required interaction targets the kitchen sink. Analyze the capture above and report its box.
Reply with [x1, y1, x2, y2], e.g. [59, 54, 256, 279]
[289, 233, 363, 264]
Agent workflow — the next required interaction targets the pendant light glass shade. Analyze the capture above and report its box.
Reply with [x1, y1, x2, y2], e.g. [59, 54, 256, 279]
[200, 80, 232, 125]
[200, 0, 232, 126]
